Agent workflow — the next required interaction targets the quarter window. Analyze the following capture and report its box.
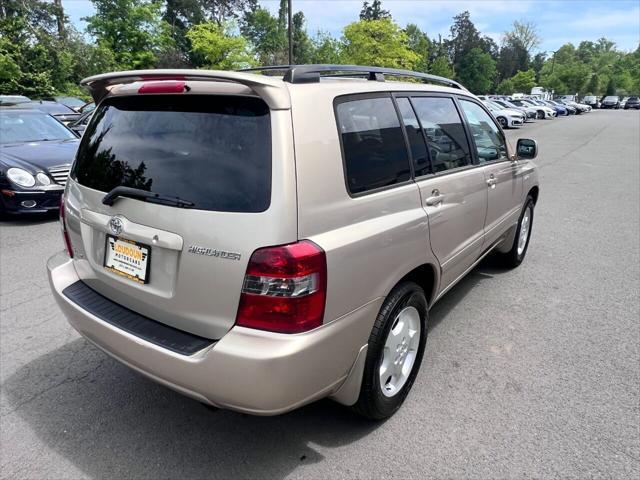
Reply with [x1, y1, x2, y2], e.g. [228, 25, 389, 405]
[396, 97, 430, 177]
[459, 99, 508, 163]
[336, 96, 411, 194]
[411, 97, 471, 173]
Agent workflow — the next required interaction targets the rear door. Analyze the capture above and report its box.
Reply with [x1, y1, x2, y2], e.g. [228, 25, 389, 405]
[396, 95, 487, 292]
[64, 92, 297, 340]
[457, 98, 523, 247]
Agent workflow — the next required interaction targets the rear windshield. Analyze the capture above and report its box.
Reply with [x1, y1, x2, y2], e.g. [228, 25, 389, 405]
[72, 95, 271, 213]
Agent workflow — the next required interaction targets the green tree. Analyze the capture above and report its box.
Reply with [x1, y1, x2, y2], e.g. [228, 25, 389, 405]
[428, 56, 454, 78]
[504, 21, 540, 53]
[455, 47, 496, 93]
[85, 0, 174, 70]
[605, 77, 616, 95]
[186, 22, 253, 69]
[309, 31, 342, 64]
[359, 0, 391, 21]
[241, 6, 283, 64]
[341, 18, 419, 69]
[510, 69, 536, 93]
[495, 78, 515, 95]
[292, 12, 312, 64]
[405, 23, 431, 72]
[447, 11, 496, 75]
[586, 74, 599, 94]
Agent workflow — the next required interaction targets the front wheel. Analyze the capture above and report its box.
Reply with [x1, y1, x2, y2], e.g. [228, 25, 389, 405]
[497, 116, 508, 128]
[537, 110, 544, 119]
[499, 196, 535, 268]
[352, 281, 428, 420]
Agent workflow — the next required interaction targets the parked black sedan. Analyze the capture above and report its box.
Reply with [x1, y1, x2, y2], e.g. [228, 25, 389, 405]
[624, 97, 640, 110]
[0, 107, 79, 215]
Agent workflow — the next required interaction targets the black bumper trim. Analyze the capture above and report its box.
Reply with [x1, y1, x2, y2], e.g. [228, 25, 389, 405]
[62, 281, 215, 355]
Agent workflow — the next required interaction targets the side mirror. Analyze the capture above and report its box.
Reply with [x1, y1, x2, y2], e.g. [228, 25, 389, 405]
[516, 138, 537, 159]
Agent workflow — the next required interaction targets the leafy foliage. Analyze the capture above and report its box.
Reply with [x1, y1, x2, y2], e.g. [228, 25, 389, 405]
[342, 18, 419, 69]
[186, 22, 253, 69]
[1, 0, 638, 99]
[359, 0, 391, 21]
[455, 47, 496, 94]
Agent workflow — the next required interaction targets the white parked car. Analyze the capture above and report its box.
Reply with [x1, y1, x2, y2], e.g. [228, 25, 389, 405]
[518, 99, 557, 119]
[491, 99, 536, 122]
[482, 100, 525, 128]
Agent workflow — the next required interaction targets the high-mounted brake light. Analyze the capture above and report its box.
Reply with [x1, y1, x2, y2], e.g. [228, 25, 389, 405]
[138, 81, 186, 94]
[236, 240, 327, 334]
[59, 197, 74, 258]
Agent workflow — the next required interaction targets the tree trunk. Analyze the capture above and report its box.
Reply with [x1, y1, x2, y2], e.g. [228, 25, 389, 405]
[53, 0, 65, 40]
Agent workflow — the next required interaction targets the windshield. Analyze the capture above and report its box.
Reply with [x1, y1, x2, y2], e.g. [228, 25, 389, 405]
[56, 97, 85, 108]
[583, 96, 596, 101]
[72, 94, 272, 213]
[31, 102, 75, 114]
[483, 101, 499, 111]
[603, 96, 619, 101]
[0, 111, 76, 143]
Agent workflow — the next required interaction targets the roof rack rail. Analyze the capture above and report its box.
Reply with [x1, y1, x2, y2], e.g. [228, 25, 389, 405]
[240, 64, 466, 90]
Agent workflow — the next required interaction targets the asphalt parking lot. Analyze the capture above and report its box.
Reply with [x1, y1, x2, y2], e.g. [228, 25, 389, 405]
[1, 110, 639, 479]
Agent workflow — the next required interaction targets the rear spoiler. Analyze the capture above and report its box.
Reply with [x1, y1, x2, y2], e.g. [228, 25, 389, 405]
[79, 69, 291, 110]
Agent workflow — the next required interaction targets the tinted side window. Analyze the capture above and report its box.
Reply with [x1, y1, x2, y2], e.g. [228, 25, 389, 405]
[396, 97, 430, 177]
[412, 97, 471, 173]
[336, 97, 411, 194]
[459, 99, 508, 163]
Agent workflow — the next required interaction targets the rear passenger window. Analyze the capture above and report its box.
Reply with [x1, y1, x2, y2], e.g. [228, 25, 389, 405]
[396, 98, 430, 177]
[411, 97, 471, 173]
[459, 99, 508, 163]
[336, 97, 411, 194]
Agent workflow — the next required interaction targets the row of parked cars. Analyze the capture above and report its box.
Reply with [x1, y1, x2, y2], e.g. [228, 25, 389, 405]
[476, 95, 594, 129]
[580, 95, 640, 109]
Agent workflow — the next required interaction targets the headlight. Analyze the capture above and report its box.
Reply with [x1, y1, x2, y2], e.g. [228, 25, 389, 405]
[6, 168, 36, 188]
[36, 172, 51, 185]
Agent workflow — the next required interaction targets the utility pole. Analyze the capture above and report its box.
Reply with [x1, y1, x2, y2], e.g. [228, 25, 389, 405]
[288, 0, 293, 65]
[550, 50, 557, 74]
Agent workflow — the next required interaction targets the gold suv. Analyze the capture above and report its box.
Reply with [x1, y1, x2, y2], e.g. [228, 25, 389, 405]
[48, 65, 539, 419]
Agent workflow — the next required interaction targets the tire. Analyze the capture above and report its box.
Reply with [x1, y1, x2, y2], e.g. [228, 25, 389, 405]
[536, 110, 544, 119]
[497, 116, 508, 128]
[499, 196, 535, 268]
[352, 281, 428, 420]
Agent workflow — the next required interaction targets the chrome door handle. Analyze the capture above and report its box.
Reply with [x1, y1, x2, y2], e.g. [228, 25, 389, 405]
[425, 190, 443, 206]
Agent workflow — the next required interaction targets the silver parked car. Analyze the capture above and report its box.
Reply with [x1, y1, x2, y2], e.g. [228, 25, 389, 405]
[48, 66, 540, 419]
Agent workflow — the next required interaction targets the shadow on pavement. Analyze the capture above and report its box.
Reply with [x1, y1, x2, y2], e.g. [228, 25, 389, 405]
[2, 254, 506, 479]
[0, 210, 58, 226]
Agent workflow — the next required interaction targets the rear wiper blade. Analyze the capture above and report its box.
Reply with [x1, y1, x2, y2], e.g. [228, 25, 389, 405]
[102, 186, 195, 208]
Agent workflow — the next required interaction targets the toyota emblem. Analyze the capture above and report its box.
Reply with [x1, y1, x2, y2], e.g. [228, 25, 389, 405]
[109, 216, 123, 236]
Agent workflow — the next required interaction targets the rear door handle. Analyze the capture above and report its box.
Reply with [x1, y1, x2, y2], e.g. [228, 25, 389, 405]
[425, 190, 443, 206]
[487, 177, 497, 187]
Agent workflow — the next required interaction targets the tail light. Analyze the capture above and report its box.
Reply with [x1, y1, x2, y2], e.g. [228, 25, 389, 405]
[59, 197, 74, 258]
[236, 240, 327, 334]
[138, 81, 186, 94]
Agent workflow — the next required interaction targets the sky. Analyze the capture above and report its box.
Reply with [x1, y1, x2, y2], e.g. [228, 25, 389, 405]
[64, 0, 640, 54]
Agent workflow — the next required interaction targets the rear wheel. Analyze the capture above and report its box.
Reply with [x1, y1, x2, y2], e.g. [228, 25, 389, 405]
[499, 196, 534, 268]
[352, 281, 428, 420]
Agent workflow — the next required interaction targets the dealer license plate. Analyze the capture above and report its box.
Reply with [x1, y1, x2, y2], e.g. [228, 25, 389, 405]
[104, 235, 151, 284]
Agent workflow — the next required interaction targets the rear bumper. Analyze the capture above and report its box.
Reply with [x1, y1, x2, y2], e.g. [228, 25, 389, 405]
[47, 252, 380, 415]
[1, 188, 62, 214]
